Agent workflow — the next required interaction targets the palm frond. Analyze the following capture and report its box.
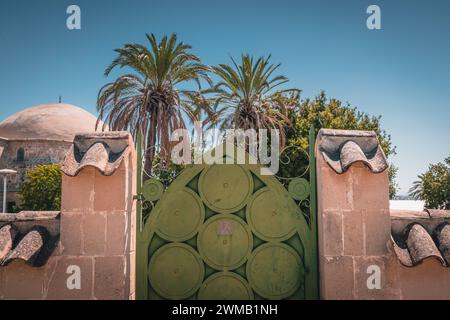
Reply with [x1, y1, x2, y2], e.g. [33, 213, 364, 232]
[97, 33, 213, 176]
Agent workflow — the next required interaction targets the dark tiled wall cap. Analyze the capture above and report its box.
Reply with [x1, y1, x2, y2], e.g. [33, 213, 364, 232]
[62, 131, 131, 177]
[0, 223, 59, 267]
[317, 128, 388, 174]
[391, 222, 450, 267]
[0, 211, 60, 222]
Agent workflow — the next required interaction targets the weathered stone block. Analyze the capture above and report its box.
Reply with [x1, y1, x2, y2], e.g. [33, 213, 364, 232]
[343, 209, 364, 256]
[106, 211, 126, 256]
[46, 256, 93, 299]
[320, 256, 355, 300]
[94, 256, 126, 300]
[364, 209, 390, 256]
[94, 168, 126, 211]
[82, 212, 106, 255]
[351, 165, 389, 212]
[354, 256, 401, 300]
[60, 212, 83, 255]
[61, 167, 95, 212]
[317, 165, 353, 211]
[1, 260, 45, 299]
[319, 210, 343, 256]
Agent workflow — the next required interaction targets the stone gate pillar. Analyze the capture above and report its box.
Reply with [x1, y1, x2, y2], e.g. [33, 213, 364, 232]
[315, 129, 393, 299]
[59, 132, 136, 299]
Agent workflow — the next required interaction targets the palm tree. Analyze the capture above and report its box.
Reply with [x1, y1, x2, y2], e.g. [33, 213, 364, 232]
[96, 33, 213, 177]
[211, 54, 299, 147]
[409, 175, 424, 200]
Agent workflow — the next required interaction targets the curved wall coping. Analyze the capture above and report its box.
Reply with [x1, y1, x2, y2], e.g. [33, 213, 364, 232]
[0, 211, 60, 222]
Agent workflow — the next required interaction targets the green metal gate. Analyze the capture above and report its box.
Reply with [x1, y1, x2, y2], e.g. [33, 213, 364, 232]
[135, 126, 318, 300]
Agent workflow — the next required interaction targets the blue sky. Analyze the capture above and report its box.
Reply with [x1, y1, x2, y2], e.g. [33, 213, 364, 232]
[0, 0, 449, 194]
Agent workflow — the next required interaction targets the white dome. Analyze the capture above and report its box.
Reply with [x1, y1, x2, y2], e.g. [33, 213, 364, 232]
[0, 103, 100, 141]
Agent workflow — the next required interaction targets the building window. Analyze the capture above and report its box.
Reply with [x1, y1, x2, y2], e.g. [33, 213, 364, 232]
[17, 148, 25, 162]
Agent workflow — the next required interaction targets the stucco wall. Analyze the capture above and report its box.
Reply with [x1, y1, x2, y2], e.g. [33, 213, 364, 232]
[0, 134, 136, 299]
[2, 128, 449, 300]
[316, 132, 450, 300]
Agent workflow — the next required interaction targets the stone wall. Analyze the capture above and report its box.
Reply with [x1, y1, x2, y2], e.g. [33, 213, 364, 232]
[2, 127, 450, 300]
[0, 139, 71, 209]
[0, 211, 61, 298]
[316, 128, 450, 299]
[0, 132, 136, 299]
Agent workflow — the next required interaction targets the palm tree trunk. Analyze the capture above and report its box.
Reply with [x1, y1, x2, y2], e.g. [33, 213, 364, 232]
[144, 114, 157, 180]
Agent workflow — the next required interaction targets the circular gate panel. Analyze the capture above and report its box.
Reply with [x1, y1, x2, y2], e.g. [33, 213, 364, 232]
[198, 272, 254, 300]
[148, 243, 205, 300]
[246, 188, 296, 242]
[156, 188, 205, 242]
[142, 178, 164, 201]
[246, 243, 303, 300]
[198, 165, 253, 213]
[288, 178, 310, 201]
[197, 214, 253, 270]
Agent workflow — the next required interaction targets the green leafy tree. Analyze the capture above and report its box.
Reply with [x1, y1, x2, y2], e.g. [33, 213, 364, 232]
[388, 164, 400, 200]
[18, 164, 62, 211]
[278, 91, 398, 198]
[96, 33, 213, 177]
[409, 156, 450, 209]
[148, 153, 185, 187]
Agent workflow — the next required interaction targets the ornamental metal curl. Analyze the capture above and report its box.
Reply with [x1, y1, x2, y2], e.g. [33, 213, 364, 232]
[141, 144, 183, 186]
[142, 200, 155, 223]
[274, 145, 310, 181]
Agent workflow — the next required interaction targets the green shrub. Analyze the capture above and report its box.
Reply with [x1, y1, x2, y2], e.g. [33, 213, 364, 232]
[409, 156, 450, 209]
[19, 164, 62, 211]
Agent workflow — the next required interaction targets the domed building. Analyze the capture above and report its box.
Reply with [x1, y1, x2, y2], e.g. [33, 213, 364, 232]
[0, 103, 100, 210]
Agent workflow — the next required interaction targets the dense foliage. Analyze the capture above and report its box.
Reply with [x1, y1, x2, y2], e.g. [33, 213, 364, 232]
[97, 33, 398, 196]
[277, 91, 398, 198]
[18, 164, 62, 211]
[409, 156, 450, 209]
